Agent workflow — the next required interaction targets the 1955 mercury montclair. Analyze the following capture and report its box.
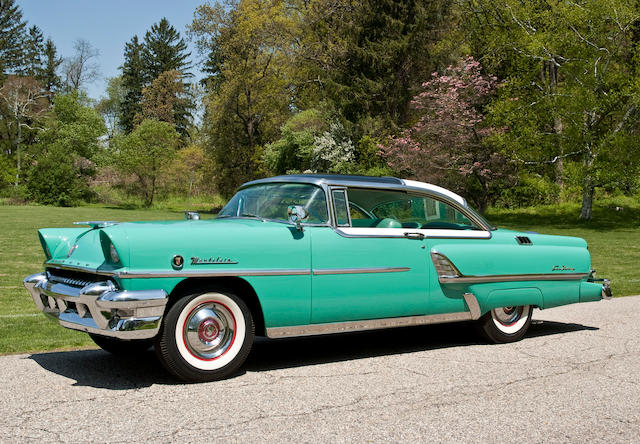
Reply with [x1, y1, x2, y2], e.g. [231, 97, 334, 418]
[24, 174, 612, 381]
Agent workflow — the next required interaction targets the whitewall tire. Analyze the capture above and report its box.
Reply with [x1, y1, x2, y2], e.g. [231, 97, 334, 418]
[155, 291, 254, 382]
[477, 305, 533, 343]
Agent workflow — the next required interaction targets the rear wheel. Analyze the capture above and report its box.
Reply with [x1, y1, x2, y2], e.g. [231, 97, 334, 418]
[477, 305, 533, 343]
[155, 291, 254, 382]
[89, 334, 152, 356]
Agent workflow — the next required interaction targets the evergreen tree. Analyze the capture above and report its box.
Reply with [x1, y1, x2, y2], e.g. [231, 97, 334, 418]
[41, 38, 62, 94]
[120, 35, 145, 133]
[141, 17, 191, 82]
[0, 0, 26, 74]
[19, 25, 45, 78]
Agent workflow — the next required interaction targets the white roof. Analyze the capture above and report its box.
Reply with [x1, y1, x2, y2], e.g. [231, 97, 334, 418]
[401, 179, 467, 206]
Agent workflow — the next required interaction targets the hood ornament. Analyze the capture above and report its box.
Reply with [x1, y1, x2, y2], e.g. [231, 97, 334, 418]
[73, 221, 119, 229]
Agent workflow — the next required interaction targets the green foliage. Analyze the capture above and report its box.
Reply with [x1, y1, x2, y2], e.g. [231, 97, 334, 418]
[18, 25, 44, 78]
[111, 119, 180, 206]
[41, 38, 62, 94]
[496, 174, 560, 208]
[25, 93, 105, 206]
[263, 109, 325, 174]
[0, 0, 26, 73]
[95, 76, 125, 139]
[191, 0, 293, 196]
[464, 0, 640, 219]
[25, 152, 88, 206]
[0, 153, 15, 189]
[141, 17, 191, 82]
[120, 36, 144, 133]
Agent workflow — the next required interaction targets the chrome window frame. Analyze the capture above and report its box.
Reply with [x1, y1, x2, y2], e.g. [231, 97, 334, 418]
[330, 187, 352, 228]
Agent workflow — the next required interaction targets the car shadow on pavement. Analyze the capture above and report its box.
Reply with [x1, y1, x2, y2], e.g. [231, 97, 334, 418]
[245, 319, 597, 372]
[28, 319, 597, 389]
[28, 348, 176, 390]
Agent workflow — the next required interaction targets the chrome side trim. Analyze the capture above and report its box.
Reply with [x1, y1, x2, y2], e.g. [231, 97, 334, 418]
[267, 309, 478, 339]
[463, 292, 482, 320]
[439, 273, 589, 284]
[45, 264, 312, 279]
[313, 267, 410, 276]
[431, 250, 588, 284]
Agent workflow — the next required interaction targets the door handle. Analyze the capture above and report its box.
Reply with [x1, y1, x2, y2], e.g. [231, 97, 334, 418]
[404, 232, 425, 240]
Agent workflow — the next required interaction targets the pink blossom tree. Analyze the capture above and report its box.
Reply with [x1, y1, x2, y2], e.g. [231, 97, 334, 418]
[379, 57, 513, 212]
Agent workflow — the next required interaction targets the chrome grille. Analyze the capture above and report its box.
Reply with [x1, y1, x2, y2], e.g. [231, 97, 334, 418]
[46, 269, 102, 288]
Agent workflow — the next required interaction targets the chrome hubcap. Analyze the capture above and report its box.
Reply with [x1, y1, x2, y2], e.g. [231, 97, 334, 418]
[492, 306, 523, 326]
[184, 302, 235, 360]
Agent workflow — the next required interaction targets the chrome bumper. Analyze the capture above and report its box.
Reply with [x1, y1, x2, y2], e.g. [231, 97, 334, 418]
[24, 272, 168, 340]
[601, 279, 613, 300]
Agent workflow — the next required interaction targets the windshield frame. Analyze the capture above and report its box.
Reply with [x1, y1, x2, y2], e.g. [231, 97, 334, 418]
[217, 182, 331, 226]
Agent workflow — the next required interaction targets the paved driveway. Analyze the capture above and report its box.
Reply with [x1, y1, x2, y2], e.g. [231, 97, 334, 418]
[1, 296, 639, 443]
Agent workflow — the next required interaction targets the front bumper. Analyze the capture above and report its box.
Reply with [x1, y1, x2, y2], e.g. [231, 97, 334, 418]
[24, 272, 168, 340]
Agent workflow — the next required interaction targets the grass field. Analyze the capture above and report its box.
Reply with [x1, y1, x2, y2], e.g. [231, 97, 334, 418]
[1, 202, 638, 355]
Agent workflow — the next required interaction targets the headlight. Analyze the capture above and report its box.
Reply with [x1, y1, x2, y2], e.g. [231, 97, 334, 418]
[109, 243, 121, 263]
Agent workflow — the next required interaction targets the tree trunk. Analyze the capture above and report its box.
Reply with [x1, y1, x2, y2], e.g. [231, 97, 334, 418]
[579, 146, 594, 220]
[549, 60, 564, 192]
[579, 174, 594, 220]
[14, 121, 21, 186]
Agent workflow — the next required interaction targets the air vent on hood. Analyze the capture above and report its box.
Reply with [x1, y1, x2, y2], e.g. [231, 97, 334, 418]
[515, 236, 533, 245]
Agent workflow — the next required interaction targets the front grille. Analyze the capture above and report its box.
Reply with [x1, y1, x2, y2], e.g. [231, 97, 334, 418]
[46, 268, 103, 288]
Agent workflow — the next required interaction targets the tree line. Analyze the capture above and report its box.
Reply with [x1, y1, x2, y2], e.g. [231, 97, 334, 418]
[2, 0, 640, 219]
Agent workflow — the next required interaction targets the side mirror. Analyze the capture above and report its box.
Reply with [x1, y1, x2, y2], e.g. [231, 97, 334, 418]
[287, 205, 308, 231]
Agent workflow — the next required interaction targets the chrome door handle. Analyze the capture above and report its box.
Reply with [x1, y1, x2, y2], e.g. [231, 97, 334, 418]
[403, 232, 425, 240]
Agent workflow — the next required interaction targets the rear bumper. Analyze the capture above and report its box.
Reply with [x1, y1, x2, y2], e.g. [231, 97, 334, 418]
[24, 272, 168, 340]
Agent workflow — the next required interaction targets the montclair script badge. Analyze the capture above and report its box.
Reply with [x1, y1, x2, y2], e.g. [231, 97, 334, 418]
[191, 256, 238, 265]
[552, 265, 575, 271]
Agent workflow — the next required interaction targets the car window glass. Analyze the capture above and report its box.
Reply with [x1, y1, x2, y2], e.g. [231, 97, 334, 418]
[332, 190, 350, 226]
[346, 188, 480, 230]
[218, 183, 328, 224]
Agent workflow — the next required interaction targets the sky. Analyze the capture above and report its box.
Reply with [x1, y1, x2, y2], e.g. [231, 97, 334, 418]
[19, 0, 206, 100]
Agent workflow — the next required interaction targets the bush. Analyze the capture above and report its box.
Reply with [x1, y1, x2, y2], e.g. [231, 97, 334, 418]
[496, 174, 560, 208]
[25, 153, 88, 206]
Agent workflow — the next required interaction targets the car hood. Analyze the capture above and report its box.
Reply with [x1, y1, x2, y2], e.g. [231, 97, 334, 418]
[45, 218, 309, 274]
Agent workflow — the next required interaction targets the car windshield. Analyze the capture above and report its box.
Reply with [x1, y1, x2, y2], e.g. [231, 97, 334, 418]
[217, 183, 329, 224]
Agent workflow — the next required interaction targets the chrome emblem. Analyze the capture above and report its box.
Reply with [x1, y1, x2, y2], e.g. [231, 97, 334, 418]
[67, 244, 78, 258]
[552, 265, 575, 271]
[172, 255, 184, 270]
[191, 256, 238, 265]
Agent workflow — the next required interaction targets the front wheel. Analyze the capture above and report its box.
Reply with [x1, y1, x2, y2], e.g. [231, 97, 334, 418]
[476, 305, 533, 343]
[155, 291, 254, 382]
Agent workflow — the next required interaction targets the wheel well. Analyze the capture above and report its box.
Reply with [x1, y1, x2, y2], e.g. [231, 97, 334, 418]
[169, 277, 266, 336]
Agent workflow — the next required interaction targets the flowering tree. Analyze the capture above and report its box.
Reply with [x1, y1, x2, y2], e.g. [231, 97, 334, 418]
[379, 57, 513, 212]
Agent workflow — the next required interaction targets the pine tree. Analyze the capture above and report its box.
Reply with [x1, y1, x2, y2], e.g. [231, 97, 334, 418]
[120, 35, 145, 133]
[0, 0, 26, 74]
[19, 25, 45, 78]
[41, 38, 62, 94]
[141, 17, 191, 82]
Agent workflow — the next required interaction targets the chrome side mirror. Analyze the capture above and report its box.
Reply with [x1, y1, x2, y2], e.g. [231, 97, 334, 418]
[185, 211, 200, 220]
[287, 205, 308, 231]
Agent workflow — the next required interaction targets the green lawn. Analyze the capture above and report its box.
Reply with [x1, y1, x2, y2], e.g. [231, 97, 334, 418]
[0, 202, 638, 355]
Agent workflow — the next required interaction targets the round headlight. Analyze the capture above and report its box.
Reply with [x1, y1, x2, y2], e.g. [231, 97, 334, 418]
[109, 243, 121, 263]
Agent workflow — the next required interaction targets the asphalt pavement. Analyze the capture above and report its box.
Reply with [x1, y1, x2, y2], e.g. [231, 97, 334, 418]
[1, 296, 639, 443]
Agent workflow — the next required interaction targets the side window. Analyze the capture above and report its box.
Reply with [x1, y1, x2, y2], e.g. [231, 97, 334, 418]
[332, 189, 350, 226]
[345, 187, 480, 230]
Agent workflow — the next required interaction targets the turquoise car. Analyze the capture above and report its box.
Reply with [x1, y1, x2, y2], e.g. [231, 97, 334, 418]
[24, 174, 611, 381]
